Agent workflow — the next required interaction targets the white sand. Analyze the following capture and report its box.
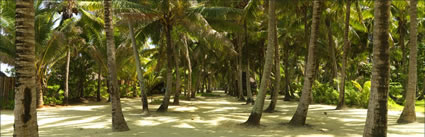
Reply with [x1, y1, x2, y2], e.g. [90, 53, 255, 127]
[1, 91, 424, 137]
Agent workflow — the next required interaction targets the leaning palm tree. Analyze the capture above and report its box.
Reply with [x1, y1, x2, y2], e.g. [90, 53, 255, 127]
[288, 0, 322, 126]
[243, 0, 276, 126]
[13, 0, 39, 136]
[363, 0, 392, 136]
[104, 0, 130, 131]
[397, 0, 418, 124]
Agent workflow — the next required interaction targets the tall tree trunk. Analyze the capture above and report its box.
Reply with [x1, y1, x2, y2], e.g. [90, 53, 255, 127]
[336, 0, 351, 110]
[265, 30, 280, 113]
[183, 36, 192, 100]
[363, 0, 391, 136]
[397, 0, 417, 124]
[128, 22, 149, 115]
[246, 62, 254, 104]
[238, 36, 246, 101]
[14, 0, 39, 136]
[326, 16, 338, 90]
[157, 23, 174, 112]
[97, 67, 101, 102]
[65, 49, 71, 104]
[36, 74, 44, 108]
[289, 0, 321, 126]
[173, 39, 181, 105]
[104, 0, 130, 131]
[283, 44, 293, 101]
[243, 0, 276, 126]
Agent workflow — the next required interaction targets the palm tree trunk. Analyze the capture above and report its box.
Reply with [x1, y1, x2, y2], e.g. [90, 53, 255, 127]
[397, 0, 417, 124]
[265, 31, 280, 113]
[128, 22, 149, 115]
[65, 49, 71, 104]
[243, 0, 276, 126]
[173, 39, 181, 105]
[14, 0, 39, 136]
[363, 0, 391, 136]
[336, 0, 351, 110]
[36, 74, 44, 108]
[283, 43, 293, 101]
[238, 35, 246, 101]
[245, 62, 254, 104]
[289, 0, 321, 126]
[97, 67, 101, 102]
[104, 0, 129, 131]
[157, 23, 174, 112]
[183, 36, 192, 100]
[326, 15, 338, 91]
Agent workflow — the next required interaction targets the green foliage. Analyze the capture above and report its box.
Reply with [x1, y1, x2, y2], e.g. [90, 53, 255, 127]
[312, 81, 339, 105]
[1, 90, 14, 109]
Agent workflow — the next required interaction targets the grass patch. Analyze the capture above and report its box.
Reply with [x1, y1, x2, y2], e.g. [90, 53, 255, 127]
[388, 99, 425, 113]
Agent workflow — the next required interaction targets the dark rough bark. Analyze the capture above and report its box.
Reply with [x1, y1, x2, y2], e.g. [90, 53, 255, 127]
[104, 0, 130, 131]
[14, 0, 39, 136]
[243, 0, 276, 126]
[397, 0, 417, 124]
[289, 0, 321, 126]
[363, 0, 391, 136]
[336, 0, 351, 110]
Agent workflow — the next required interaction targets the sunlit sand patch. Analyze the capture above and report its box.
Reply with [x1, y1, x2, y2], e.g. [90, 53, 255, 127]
[172, 123, 195, 128]
[136, 120, 161, 126]
[173, 106, 198, 112]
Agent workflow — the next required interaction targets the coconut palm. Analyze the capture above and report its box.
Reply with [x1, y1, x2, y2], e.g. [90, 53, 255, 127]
[397, 0, 418, 124]
[288, 0, 322, 126]
[13, 0, 39, 136]
[243, 0, 276, 126]
[104, 0, 130, 131]
[363, 0, 392, 136]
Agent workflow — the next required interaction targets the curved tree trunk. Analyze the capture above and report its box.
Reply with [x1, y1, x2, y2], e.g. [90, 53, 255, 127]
[243, 0, 276, 126]
[336, 0, 351, 110]
[14, 0, 39, 136]
[128, 22, 150, 115]
[397, 0, 417, 124]
[104, 0, 130, 131]
[363, 0, 391, 136]
[289, 0, 321, 126]
[265, 30, 280, 113]
[157, 23, 174, 112]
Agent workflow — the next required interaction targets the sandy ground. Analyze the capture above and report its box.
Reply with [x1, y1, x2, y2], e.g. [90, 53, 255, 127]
[1, 90, 424, 137]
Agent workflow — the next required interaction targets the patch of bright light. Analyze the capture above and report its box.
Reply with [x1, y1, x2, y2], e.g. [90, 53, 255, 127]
[172, 123, 195, 129]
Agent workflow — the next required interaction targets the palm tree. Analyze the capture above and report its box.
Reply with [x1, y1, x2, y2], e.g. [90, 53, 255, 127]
[128, 21, 150, 115]
[265, 30, 280, 113]
[243, 0, 276, 126]
[13, 0, 39, 136]
[397, 0, 418, 124]
[336, 0, 351, 110]
[363, 0, 392, 136]
[288, 0, 321, 126]
[104, 0, 130, 131]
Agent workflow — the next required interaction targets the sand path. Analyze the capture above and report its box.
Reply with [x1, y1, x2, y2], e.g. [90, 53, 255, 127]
[1, 90, 424, 137]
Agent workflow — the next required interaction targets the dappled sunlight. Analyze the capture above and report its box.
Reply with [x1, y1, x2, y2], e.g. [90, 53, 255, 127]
[1, 91, 424, 137]
[172, 123, 195, 128]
